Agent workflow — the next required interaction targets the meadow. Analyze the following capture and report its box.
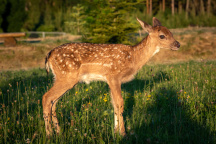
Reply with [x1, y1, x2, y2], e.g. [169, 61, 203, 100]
[0, 60, 216, 143]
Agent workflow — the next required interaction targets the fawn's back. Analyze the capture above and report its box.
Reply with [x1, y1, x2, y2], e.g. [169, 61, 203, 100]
[46, 42, 136, 83]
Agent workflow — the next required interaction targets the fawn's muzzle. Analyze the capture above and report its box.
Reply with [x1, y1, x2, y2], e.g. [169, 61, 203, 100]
[171, 41, 180, 50]
[175, 41, 180, 48]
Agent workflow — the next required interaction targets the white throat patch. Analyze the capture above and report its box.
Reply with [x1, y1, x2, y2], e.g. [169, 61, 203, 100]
[152, 46, 160, 56]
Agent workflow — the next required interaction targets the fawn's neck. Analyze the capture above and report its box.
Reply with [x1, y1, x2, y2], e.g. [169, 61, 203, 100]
[132, 35, 159, 70]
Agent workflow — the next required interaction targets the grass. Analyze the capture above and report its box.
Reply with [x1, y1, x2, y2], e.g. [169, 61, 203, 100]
[0, 61, 216, 143]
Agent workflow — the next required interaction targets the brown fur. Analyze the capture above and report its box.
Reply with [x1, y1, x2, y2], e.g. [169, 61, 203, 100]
[42, 17, 180, 137]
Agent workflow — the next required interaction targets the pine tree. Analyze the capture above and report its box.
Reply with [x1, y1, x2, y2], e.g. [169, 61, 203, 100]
[64, 4, 86, 34]
[23, 0, 41, 31]
[4, 0, 27, 32]
[84, 0, 138, 44]
[0, 0, 7, 32]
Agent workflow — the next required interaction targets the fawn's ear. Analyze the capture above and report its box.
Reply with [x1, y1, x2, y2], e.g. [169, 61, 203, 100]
[153, 17, 162, 27]
[137, 17, 152, 33]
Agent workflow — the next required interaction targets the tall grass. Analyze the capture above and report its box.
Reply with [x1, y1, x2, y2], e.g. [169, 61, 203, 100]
[0, 61, 216, 143]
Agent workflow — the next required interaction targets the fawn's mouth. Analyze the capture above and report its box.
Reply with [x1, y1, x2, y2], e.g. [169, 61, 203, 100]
[171, 47, 180, 51]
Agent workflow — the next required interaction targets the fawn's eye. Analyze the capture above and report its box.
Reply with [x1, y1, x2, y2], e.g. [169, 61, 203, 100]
[159, 35, 165, 39]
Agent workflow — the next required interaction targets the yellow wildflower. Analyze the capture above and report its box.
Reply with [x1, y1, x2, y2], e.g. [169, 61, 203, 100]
[103, 97, 108, 102]
[86, 89, 88, 92]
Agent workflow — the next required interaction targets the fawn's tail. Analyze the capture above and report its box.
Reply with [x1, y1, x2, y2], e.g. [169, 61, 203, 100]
[45, 51, 52, 75]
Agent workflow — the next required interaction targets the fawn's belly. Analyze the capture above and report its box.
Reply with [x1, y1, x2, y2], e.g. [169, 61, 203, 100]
[79, 73, 107, 84]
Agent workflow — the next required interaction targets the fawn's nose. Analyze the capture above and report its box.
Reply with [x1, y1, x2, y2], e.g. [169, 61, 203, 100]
[175, 41, 180, 48]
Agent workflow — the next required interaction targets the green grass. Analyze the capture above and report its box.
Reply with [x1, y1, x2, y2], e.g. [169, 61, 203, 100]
[0, 61, 216, 143]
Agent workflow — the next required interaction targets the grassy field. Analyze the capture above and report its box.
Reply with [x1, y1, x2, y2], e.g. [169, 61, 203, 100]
[0, 60, 216, 143]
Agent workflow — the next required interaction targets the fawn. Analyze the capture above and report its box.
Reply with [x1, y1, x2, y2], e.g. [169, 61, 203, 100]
[42, 17, 180, 137]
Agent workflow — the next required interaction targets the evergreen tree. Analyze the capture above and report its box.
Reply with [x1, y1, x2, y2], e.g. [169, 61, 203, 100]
[64, 4, 86, 34]
[37, 4, 55, 32]
[23, 0, 41, 31]
[24, 0, 66, 31]
[84, 0, 139, 44]
[6, 0, 27, 32]
[0, 0, 7, 32]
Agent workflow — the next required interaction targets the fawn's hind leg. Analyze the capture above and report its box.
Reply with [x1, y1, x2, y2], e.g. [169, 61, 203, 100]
[51, 99, 61, 135]
[42, 79, 77, 137]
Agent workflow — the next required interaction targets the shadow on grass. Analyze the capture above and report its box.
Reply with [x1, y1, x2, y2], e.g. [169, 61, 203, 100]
[122, 71, 171, 118]
[19, 40, 41, 44]
[0, 68, 50, 104]
[120, 87, 216, 143]
[0, 69, 51, 124]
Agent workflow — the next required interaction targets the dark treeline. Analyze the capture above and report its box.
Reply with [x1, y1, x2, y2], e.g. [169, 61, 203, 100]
[0, 0, 216, 44]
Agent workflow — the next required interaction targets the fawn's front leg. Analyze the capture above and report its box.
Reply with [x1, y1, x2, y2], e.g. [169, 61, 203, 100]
[108, 78, 126, 136]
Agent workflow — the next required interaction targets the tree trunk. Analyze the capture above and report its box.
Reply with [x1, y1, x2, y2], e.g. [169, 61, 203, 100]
[200, 0, 205, 15]
[163, 0, 165, 12]
[172, 0, 175, 15]
[191, 0, 196, 17]
[186, 0, 190, 19]
[178, 1, 182, 14]
[207, 0, 211, 16]
[159, 1, 162, 11]
[150, 0, 152, 16]
[146, 0, 149, 14]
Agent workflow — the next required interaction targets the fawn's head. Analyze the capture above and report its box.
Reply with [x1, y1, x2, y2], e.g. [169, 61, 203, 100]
[137, 17, 180, 51]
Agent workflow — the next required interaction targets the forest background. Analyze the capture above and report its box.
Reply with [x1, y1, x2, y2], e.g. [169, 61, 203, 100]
[0, 0, 216, 44]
